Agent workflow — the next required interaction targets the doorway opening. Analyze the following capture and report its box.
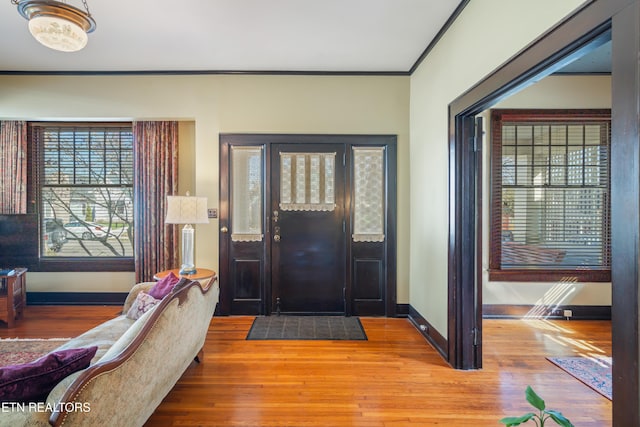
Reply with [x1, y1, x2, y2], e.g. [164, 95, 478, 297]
[448, 15, 612, 370]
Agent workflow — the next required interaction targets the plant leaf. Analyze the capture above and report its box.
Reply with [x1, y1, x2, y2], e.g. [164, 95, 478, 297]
[525, 386, 546, 410]
[499, 413, 536, 426]
[546, 410, 575, 427]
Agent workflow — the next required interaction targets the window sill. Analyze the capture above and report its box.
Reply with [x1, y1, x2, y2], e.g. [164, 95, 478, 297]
[488, 269, 610, 283]
[34, 258, 134, 273]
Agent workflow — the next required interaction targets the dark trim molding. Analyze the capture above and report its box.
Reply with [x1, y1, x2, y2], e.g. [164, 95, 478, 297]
[408, 0, 471, 74]
[0, 69, 410, 77]
[552, 71, 612, 76]
[611, 1, 640, 424]
[27, 294, 413, 314]
[27, 292, 128, 306]
[408, 305, 448, 362]
[396, 304, 410, 317]
[447, 114, 482, 370]
[33, 259, 135, 273]
[483, 304, 611, 320]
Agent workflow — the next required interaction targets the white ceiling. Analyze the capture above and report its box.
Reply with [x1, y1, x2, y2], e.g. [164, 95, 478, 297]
[0, 0, 464, 73]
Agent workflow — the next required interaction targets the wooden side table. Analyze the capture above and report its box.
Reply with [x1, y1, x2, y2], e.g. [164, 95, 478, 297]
[153, 268, 216, 286]
[0, 268, 27, 328]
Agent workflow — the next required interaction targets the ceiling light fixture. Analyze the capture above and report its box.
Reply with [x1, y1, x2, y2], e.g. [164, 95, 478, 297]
[11, 0, 96, 52]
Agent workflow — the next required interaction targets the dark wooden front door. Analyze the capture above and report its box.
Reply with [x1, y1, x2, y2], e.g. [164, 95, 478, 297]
[270, 144, 346, 314]
[219, 134, 396, 317]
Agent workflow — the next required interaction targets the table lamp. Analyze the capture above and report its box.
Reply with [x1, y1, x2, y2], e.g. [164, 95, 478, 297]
[165, 192, 209, 275]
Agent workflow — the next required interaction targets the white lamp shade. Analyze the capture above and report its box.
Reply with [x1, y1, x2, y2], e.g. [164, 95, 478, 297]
[165, 195, 209, 224]
[28, 15, 88, 52]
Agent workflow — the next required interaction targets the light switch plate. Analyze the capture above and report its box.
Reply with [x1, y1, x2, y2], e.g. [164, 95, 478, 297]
[207, 208, 218, 219]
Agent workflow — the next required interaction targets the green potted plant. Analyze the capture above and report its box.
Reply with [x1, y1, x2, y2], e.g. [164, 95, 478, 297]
[499, 386, 574, 427]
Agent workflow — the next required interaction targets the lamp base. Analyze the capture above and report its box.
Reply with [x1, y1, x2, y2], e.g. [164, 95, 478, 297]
[179, 265, 197, 276]
[179, 224, 196, 276]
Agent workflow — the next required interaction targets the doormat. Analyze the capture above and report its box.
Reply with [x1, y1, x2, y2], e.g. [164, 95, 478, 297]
[246, 316, 367, 340]
[547, 356, 612, 400]
[0, 338, 69, 367]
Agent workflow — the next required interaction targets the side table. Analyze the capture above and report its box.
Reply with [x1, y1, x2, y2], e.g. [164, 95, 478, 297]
[0, 268, 27, 328]
[153, 268, 216, 287]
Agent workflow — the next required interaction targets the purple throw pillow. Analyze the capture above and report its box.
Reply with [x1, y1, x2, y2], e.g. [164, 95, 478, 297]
[147, 271, 180, 299]
[0, 346, 98, 403]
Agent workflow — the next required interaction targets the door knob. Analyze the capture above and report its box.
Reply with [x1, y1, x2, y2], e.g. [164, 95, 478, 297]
[220, 226, 229, 233]
[274, 234, 281, 242]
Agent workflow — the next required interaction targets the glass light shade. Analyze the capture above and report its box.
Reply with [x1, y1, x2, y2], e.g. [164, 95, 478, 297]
[16, 0, 96, 53]
[28, 15, 88, 52]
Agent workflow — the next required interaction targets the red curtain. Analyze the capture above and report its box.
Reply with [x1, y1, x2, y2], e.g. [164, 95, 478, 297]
[133, 121, 179, 282]
[0, 121, 27, 214]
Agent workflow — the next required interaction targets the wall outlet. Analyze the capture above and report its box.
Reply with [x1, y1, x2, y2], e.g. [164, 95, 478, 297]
[563, 309, 573, 318]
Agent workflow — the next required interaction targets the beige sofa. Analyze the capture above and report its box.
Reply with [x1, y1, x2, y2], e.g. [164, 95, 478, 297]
[2, 276, 219, 427]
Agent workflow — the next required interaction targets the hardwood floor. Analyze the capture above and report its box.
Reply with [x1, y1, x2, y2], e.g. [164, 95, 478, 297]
[0, 307, 612, 426]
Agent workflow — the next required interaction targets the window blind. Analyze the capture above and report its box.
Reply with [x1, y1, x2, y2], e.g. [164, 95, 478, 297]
[490, 110, 611, 281]
[31, 123, 134, 258]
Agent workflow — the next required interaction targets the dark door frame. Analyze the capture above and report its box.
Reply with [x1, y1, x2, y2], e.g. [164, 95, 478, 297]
[447, 0, 639, 424]
[219, 134, 397, 318]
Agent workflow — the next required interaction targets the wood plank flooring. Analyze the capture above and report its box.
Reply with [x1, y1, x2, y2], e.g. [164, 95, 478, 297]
[0, 307, 612, 426]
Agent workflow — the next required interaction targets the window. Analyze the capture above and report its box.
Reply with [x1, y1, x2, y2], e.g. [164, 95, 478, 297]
[489, 110, 610, 282]
[32, 123, 134, 269]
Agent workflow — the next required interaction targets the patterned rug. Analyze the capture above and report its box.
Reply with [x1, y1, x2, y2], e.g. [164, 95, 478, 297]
[0, 338, 69, 367]
[247, 316, 367, 340]
[547, 356, 612, 400]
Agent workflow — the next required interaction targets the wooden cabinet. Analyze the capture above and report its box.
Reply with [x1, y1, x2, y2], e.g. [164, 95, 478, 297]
[0, 268, 27, 328]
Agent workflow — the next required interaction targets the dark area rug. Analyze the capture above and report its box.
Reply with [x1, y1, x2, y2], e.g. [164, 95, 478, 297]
[547, 355, 612, 400]
[247, 316, 367, 340]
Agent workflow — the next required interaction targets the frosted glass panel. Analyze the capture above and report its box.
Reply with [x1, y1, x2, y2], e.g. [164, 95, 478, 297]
[280, 152, 336, 211]
[353, 147, 385, 242]
[281, 154, 292, 204]
[295, 155, 306, 204]
[231, 146, 263, 242]
[309, 154, 320, 204]
[324, 153, 335, 204]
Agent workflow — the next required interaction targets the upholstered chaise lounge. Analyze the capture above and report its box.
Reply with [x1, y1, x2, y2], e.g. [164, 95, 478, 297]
[2, 275, 219, 427]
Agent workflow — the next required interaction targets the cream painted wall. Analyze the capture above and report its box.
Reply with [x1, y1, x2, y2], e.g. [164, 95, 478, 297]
[409, 0, 587, 338]
[494, 75, 611, 109]
[0, 74, 410, 299]
[482, 75, 612, 306]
